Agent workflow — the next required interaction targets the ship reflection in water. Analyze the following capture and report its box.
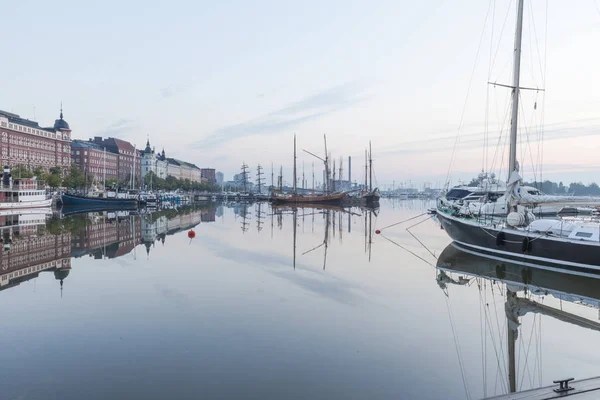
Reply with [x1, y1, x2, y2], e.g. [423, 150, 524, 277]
[437, 242, 600, 398]
[0, 205, 218, 294]
[0, 202, 375, 295]
[7, 200, 599, 399]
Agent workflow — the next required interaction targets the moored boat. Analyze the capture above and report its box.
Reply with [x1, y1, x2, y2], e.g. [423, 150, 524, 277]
[0, 166, 52, 209]
[61, 192, 138, 207]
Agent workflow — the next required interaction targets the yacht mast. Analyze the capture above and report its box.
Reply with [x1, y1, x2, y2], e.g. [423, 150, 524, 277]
[508, 0, 524, 177]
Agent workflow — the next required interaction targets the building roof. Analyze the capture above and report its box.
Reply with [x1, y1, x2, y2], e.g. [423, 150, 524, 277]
[92, 137, 136, 153]
[143, 139, 153, 154]
[71, 139, 105, 151]
[0, 109, 56, 133]
[53, 108, 70, 131]
[166, 158, 201, 170]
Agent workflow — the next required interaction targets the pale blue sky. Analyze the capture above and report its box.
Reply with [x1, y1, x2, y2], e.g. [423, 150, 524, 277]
[3, 1, 600, 188]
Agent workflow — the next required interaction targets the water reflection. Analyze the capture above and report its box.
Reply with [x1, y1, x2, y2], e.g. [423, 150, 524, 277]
[0, 210, 71, 294]
[270, 203, 378, 270]
[0, 205, 218, 295]
[437, 242, 600, 397]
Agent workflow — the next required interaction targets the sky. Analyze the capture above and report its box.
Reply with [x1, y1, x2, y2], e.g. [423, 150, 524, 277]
[2, 0, 600, 189]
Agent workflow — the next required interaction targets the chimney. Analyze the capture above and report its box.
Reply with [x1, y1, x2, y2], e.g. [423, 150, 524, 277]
[348, 156, 352, 188]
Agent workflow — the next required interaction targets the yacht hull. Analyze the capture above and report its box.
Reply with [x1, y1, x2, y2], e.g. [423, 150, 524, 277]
[437, 211, 600, 273]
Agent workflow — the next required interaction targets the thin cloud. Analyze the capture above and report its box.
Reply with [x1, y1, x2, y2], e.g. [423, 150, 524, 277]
[95, 118, 137, 138]
[159, 84, 186, 100]
[379, 119, 600, 156]
[193, 82, 368, 148]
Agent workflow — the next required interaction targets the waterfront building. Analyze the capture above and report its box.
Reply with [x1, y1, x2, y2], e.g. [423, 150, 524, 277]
[71, 140, 118, 183]
[166, 158, 201, 183]
[89, 137, 141, 187]
[140, 139, 167, 182]
[201, 168, 216, 184]
[0, 108, 72, 174]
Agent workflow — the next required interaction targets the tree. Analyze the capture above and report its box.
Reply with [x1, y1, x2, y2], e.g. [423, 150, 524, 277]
[12, 164, 33, 178]
[63, 164, 86, 189]
[32, 166, 45, 178]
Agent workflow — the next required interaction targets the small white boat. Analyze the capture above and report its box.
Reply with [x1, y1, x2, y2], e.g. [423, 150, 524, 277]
[0, 166, 52, 209]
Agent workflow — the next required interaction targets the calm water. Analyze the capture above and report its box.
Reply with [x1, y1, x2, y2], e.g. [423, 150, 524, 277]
[2, 200, 600, 399]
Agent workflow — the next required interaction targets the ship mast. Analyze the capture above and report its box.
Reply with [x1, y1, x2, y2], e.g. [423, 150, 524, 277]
[369, 141, 373, 192]
[293, 134, 297, 194]
[508, 0, 524, 179]
[364, 148, 368, 190]
[103, 147, 106, 189]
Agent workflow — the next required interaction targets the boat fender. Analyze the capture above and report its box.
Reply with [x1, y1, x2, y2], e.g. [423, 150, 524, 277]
[496, 232, 506, 247]
[521, 237, 531, 253]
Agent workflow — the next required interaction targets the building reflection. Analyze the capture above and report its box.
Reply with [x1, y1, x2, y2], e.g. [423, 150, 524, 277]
[0, 205, 219, 295]
[0, 211, 71, 293]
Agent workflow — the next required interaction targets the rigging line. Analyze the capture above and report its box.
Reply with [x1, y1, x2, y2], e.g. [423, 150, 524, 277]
[529, 314, 540, 388]
[378, 212, 428, 231]
[480, 293, 509, 393]
[444, 0, 494, 188]
[521, 315, 538, 390]
[379, 234, 435, 267]
[489, 0, 515, 73]
[488, 97, 512, 175]
[594, 0, 600, 18]
[478, 281, 488, 397]
[538, 311, 543, 385]
[484, 0, 496, 173]
[405, 217, 439, 260]
[540, 0, 548, 187]
[484, 279, 489, 395]
[445, 294, 472, 400]
[491, 290, 510, 391]
[528, 0, 546, 82]
[519, 92, 540, 183]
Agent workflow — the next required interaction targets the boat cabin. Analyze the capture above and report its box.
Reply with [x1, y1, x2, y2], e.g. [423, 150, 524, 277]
[0, 178, 46, 203]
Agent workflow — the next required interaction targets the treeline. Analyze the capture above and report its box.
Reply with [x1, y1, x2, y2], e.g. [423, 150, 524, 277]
[467, 176, 600, 196]
[143, 171, 218, 192]
[13, 164, 219, 192]
[525, 180, 600, 196]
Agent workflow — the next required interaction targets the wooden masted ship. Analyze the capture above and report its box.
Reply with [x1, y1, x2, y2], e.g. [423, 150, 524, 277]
[271, 134, 347, 205]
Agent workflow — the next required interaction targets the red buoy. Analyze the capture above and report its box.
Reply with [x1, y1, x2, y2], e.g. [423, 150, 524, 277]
[188, 230, 196, 239]
[375, 230, 381, 234]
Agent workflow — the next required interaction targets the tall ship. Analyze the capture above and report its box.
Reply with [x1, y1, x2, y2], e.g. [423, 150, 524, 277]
[358, 142, 380, 206]
[0, 166, 52, 209]
[271, 135, 347, 205]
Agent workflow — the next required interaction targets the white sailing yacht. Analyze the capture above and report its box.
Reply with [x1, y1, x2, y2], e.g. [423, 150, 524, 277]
[436, 0, 600, 274]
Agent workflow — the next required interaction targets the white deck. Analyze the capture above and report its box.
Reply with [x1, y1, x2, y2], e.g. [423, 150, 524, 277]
[486, 377, 600, 399]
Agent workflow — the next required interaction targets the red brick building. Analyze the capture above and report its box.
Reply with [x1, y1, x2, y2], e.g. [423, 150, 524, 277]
[71, 140, 119, 183]
[89, 137, 141, 187]
[0, 108, 72, 174]
[200, 168, 216, 184]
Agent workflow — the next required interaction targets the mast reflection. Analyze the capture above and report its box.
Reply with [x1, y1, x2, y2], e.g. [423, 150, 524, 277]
[437, 242, 600, 396]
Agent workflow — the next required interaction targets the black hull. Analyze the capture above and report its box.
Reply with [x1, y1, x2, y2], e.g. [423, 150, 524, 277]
[437, 211, 600, 274]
